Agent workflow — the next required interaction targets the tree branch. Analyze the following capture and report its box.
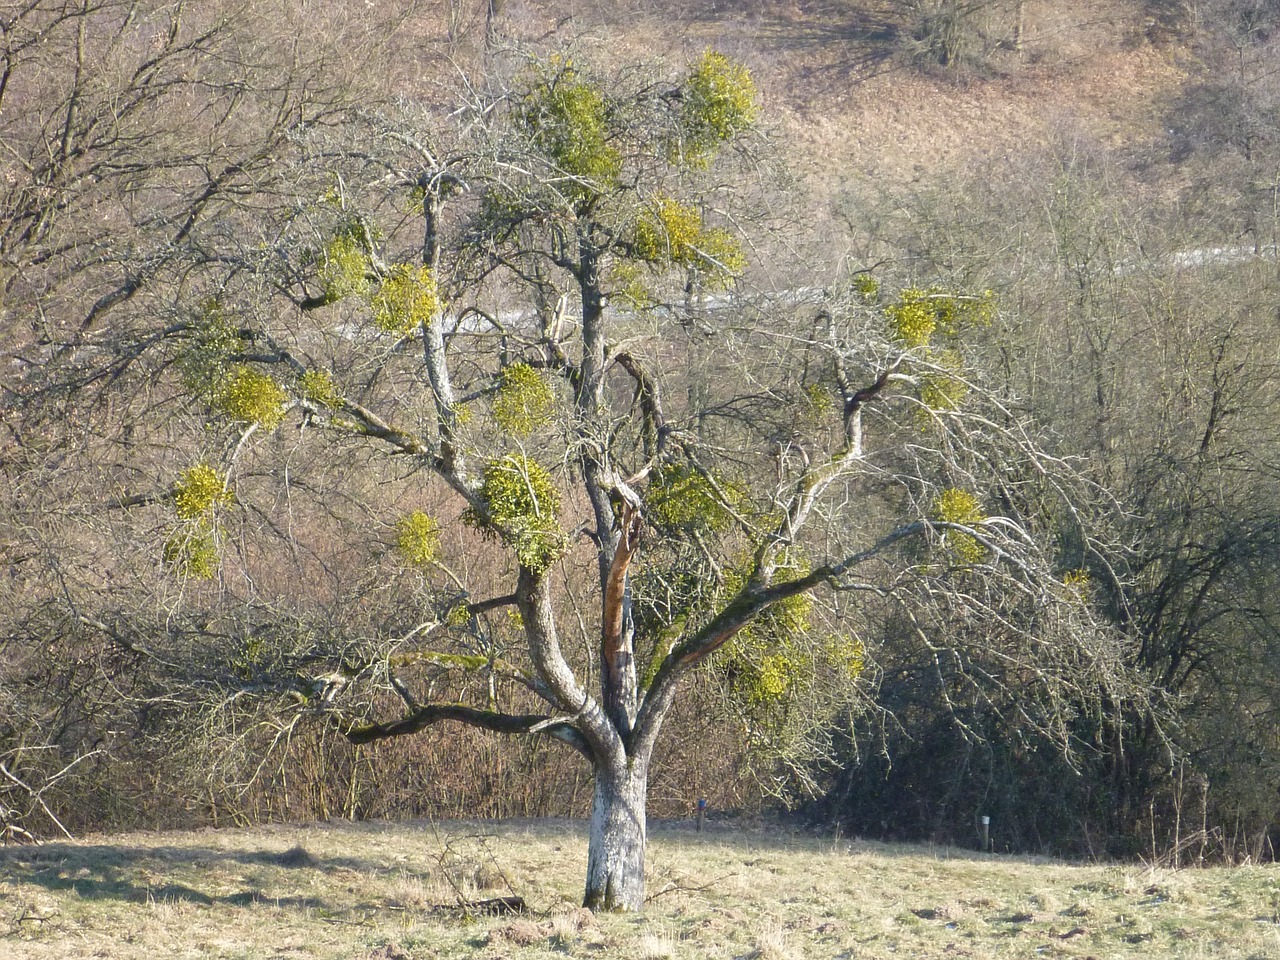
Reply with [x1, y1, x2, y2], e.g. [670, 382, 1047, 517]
[631, 521, 929, 764]
[341, 703, 591, 758]
[614, 351, 667, 463]
[517, 566, 619, 762]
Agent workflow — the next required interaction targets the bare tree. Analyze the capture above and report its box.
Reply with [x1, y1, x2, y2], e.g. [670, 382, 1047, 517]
[4, 31, 1141, 906]
[833, 132, 1280, 855]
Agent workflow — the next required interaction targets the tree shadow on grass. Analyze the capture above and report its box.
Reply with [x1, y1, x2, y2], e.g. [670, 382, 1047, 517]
[0, 816, 1038, 912]
[0, 840, 406, 909]
[680, 0, 901, 90]
[651, 818, 1061, 866]
[753, 4, 902, 85]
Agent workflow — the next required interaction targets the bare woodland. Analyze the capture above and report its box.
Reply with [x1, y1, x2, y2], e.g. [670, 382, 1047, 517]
[3, 0, 1280, 906]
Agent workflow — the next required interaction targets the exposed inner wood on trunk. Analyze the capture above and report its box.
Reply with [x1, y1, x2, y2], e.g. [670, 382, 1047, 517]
[601, 503, 642, 738]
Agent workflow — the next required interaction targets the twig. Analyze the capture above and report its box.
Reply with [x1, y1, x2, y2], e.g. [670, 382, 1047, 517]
[0, 762, 74, 840]
[644, 871, 740, 903]
[317, 914, 375, 927]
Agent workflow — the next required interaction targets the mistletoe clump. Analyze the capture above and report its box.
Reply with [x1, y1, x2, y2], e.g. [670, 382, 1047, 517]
[853, 273, 880, 302]
[177, 302, 288, 431]
[823, 635, 867, 682]
[752, 653, 799, 703]
[886, 286, 996, 348]
[918, 348, 969, 413]
[491, 362, 555, 437]
[372, 263, 441, 336]
[634, 196, 746, 283]
[609, 260, 657, 310]
[163, 525, 220, 580]
[319, 223, 373, 303]
[213, 366, 288, 429]
[634, 197, 702, 263]
[800, 382, 836, 428]
[727, 550, 814, 641]
[1062, 568, 1090, 589]
[444, 602, 471, 627]
[679, 49, 758, 167]
[519, 63, 622, 193]
[716, 550, 814, 707]
[178, 298, 240, 399]
[164, 463, 232, 580]
[886, 288, 941, 347]
[299, 370, 341, 409]
[466, 455, 567, 574]
[173, 464, 233, 520]
[719, 634, 809, 711]
[647, 462, 743, 535]
[883, 286, 993, 422]
[932, 487, 988, 564]
[396, 510, 441, 566]
[1060, 567, 1091, 601]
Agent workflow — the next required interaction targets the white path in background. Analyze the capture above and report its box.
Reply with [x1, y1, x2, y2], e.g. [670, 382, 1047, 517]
[311, 246, 1278, 345]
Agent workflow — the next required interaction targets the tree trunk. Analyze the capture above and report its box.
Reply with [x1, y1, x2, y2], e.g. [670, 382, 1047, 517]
[583, 758, 647, 911]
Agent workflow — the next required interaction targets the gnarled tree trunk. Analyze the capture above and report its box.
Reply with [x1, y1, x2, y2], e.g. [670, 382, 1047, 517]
[584, 756, 648, 911]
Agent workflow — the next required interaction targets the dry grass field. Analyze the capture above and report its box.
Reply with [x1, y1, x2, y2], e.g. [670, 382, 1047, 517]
[2, 818, 1279, 959]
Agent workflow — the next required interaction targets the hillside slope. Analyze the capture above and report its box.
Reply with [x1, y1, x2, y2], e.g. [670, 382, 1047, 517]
[488, 0, 1188, 183]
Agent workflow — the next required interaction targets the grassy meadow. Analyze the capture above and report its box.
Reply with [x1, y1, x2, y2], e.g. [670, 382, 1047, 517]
[2, 818, 1280, 958]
